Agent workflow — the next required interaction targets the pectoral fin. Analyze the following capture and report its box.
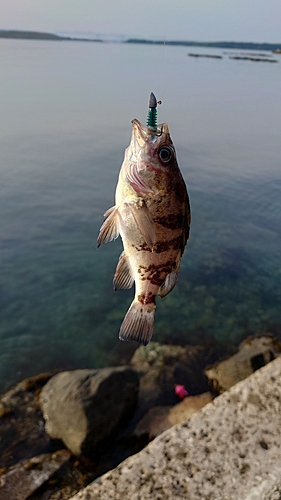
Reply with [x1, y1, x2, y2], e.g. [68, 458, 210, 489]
[127, 201, 155, 250]
[97, 206, 120, 247]
[113, 252, 134, 290]
[103, 206, 116, 219]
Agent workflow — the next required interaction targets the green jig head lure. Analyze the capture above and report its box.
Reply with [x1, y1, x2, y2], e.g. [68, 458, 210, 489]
[147, 92, 158, 130]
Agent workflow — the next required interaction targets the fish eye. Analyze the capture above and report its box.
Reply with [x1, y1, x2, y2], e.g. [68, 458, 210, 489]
[158, 146, 173, 163]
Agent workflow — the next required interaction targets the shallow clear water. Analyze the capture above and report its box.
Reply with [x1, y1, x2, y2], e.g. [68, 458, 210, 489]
[1, 39, 281, 393]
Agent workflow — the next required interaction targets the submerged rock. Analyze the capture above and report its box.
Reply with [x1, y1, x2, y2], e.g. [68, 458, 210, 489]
[39, 367, 139, 455]
[205, 335, 281, 393]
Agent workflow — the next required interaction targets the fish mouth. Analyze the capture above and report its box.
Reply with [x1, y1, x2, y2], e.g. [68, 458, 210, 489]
[131, 119, 169, 148]
[128, 119, 171, 174]
[126, 119, 171, 193]
[131, 119, 148, 149]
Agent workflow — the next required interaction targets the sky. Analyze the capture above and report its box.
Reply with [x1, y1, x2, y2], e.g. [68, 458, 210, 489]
[1, 0, 281, 43]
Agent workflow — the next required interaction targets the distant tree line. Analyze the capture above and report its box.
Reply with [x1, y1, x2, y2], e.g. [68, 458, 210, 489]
[1, 31, 280, 51]
[126, 39, 281, 52]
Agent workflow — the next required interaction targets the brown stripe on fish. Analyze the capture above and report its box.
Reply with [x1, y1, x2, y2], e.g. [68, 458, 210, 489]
[174, 179, 189, 202]
[132, 242, 152, 252]
[132, 235, 184, 253]
[138, 261, 174, 286]
[153, 235, 185, 253]
[153, 213, 185, 229]
[137, 292, 156, 305]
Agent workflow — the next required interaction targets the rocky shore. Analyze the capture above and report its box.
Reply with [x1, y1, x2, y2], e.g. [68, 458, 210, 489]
[72, 356, 281, 500]
[0, 336, 280, 499]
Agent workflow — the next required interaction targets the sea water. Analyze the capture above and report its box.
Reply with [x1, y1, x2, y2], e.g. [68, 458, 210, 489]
[1, 39, 281, 393]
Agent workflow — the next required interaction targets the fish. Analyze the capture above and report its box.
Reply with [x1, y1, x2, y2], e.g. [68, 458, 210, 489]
[97, 94, 191, 346]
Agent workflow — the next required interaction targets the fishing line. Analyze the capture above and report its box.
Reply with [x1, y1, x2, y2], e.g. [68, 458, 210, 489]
[153, 36, 167, 116]
[158, 35, 167, 106]
[145, 12, 169, 120]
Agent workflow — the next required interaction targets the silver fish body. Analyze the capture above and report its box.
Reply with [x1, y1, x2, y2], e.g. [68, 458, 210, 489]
[98, 119, 191, 345]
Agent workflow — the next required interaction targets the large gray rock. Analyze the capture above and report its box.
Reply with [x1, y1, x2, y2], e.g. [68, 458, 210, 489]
[39, 367, 139, 456]
[205, 335, 281, 392]
[69, 357, 281, 500]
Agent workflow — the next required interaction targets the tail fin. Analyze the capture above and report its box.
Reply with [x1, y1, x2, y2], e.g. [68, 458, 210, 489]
[119, 301, 156, 346]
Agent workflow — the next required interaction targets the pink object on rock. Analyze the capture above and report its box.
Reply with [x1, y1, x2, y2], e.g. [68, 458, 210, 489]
[174, 384, 189, 400]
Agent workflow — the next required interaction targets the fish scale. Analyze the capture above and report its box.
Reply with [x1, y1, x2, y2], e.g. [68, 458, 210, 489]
[97, 94, 191, 345]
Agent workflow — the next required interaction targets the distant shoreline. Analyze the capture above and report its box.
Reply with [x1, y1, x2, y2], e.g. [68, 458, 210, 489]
[126, 39, 281, 52]
[0, 30, 102, 42]
[1, 30, 281, 52]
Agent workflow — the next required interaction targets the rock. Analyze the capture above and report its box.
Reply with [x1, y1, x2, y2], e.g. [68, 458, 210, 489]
[205, 335, 281, 393]
[0, 450, 71, 500]
[39, 367, 139, 456]
[68, 357, 281, 500]
[0, 403, 11, 418]
[130, 342, 214, 409]
[135, 392, 213, 439]
[0, 369, 141, 499]
[0, 373, 61, 470]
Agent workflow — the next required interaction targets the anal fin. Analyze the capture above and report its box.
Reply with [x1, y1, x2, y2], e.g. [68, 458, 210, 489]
[113, 252, 134, 290]
[97, 206, 120, 247]
[157, 269, 179, 298]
